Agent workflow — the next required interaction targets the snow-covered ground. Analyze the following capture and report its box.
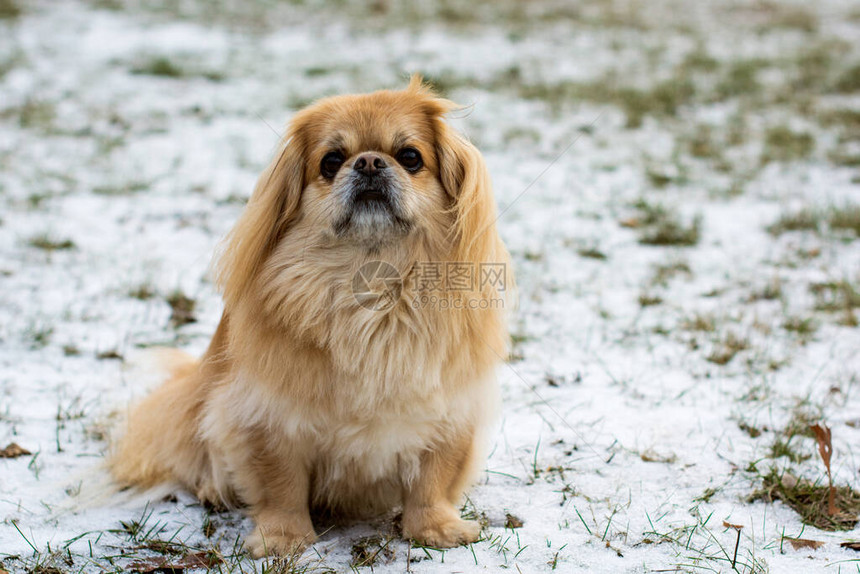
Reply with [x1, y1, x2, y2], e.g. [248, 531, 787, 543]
[2, 0, 860, 572]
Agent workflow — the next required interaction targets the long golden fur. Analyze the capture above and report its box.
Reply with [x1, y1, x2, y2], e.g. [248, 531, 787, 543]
[110, 76, 512, 557]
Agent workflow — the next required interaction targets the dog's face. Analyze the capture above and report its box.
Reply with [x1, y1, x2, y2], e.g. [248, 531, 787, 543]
[217, 76, 507, 313]
[296, 93, 449, 249]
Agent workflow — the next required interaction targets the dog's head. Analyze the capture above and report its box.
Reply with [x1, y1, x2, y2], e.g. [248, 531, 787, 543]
[217, 76, 507, 312]
[294, 81, 449, 249]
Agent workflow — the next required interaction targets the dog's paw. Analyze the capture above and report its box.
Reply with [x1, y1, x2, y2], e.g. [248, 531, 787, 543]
[245, 520, 316, 558]
[411, 517, 480, 548]
[402, 506, 481, 548]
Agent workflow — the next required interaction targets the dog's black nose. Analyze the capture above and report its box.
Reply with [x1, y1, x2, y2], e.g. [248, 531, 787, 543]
[353, 153, 387, 176]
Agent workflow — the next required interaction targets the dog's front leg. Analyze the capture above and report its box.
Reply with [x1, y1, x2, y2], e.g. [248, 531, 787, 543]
[401, 430, 481, 548]
[237, 433, 316, 558]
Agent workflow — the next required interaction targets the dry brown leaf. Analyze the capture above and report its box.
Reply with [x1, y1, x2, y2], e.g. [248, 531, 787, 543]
[128, 551, 220, 573]
[505, 513, 524, 529]
[810, 423, 836, 516]
[640, 449, 676, 463]
[786, 537, 825, 550]
[0, 443, 32, 458]
[722, 521, 743, 530]
[619, 217, 640, 229]
[811, 424, 833, 472]
[841, 541, 860, 551]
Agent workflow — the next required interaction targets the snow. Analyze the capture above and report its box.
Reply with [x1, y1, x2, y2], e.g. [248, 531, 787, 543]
[1, 0, 860, 572]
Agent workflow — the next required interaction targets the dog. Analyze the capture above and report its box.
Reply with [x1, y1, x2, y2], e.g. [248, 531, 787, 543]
[110, 75, 513, 557]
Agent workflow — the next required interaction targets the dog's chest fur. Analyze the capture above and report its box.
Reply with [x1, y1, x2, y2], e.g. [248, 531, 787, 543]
[202, 287, 491, 512]
[198, 240, 498, 512]
[204, 359, 490, 513]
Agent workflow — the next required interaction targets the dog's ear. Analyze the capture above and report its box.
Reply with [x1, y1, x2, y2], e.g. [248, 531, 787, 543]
[407, 76, 504, 268]
[433, 116, 506, 275]
[408, 75, 507, 274]
[216, 123, 306, 310]
[432, 108, 514, 356]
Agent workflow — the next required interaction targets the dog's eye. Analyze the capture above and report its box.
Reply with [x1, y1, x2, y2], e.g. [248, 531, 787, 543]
[395, 147, 423, 172]
[321, 151, 345, 179]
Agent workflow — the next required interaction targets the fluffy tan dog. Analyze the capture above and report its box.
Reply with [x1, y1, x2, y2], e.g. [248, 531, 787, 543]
[110, 76, 512, 557]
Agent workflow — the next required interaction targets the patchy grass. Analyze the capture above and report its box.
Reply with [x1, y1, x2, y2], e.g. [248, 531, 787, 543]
[725, 110, 750, 147]
[767, 208, 820, 235]
[0, 0, 21, 19]
[129, 283, 157, 300]
[738, 421, 763, 438]
[828, 148, 860, 167]
[680, 46, 719, 73]
[834, 63, 860, 93]
[749, 277, 783, 301]
[782, 406, 821, 440]
[415, 70, 476, 97]
[638, 505, 769, 573]
[350, 535, 395, 568]
[685, 124, 722, 160]
[629, 199, 701, 246]
[607, 77, 696, 129]
[96, 349, 123, 360]
[768, 204, 860, 237]
[2, 506, 301, 574]
[304, 66, 333, 77]
[594, 76, 694, 129]
[1, 99, 56, 130]
[829, 204, 860, 237]
[714, 59, 765, 101]
[501, 126, 541, 146]
[26, 192, 52, 209]
[638, 215, 701, 246]
[415, 41, 845, 136]
[756, 405, 820, 464]
[706, 331, 749, 365]
[0, 51, 24, 80]
[650, 259, 692, 286]
[790, 39, 855, 99]
[783, 316, 817, 338]
[638, 292, 663, 307]
[93, 181, 149, 196]
[762, 126, 814, 163]
[522, 249, 543, 262]
[166, 290, 197, 327]
[817, 107, 860, 136]
[769, 438, 811, 464]
[644, 166, 675, 189]
[28, 326, 53, 349]
[681, 313, 716, 332]
[131, 56, 184, 78]
[576, 246, 607, 260]
[767, 5, 819, 32]
[28, 234, 75, 251]
[750, 468, 860, 531]
[487, 67, 696, 127]
[810, 279, 860, 313]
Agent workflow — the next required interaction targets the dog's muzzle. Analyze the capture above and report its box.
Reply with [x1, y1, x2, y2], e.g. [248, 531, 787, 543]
[332, 161, 411, 241]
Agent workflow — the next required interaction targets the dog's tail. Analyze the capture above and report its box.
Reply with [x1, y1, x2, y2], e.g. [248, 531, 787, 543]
[109, 349, 213, 497]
